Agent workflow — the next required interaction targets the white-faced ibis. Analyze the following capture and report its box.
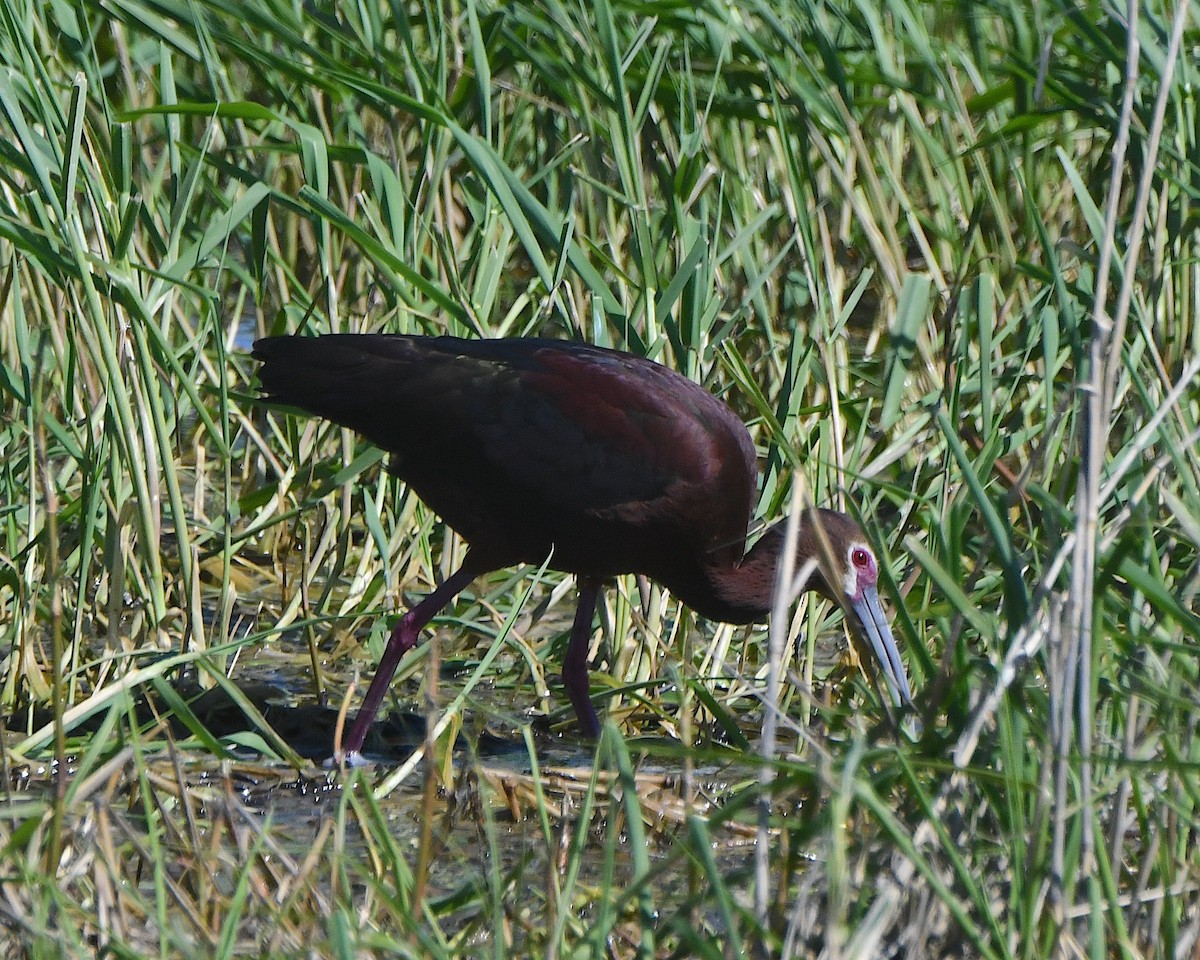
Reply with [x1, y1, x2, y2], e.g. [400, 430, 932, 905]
[253, 334, 912, 758]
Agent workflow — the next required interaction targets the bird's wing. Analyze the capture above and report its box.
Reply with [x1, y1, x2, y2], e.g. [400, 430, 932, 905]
[255, 335, 757, 557]
[438, 339, 756, 531]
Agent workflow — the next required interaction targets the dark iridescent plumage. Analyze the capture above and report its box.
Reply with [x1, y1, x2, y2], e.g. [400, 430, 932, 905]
[254, 334, 912, 757]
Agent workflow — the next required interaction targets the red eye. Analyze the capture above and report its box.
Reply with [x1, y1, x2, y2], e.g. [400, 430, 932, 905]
[852, 548, 870, 568]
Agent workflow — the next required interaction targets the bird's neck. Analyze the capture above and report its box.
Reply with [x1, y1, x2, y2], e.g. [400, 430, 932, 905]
[658, 527, 806, 625]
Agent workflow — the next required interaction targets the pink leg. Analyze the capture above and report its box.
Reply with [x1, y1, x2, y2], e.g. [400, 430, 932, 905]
[340, 565, 479, 760]
[563, 577, 602, 738]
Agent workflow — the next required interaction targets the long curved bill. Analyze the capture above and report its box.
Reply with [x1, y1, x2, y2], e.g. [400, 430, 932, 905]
[848, 584, 913, 708]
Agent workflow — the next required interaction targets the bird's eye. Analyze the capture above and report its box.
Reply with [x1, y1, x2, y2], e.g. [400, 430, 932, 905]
[852, 548, 871, 568]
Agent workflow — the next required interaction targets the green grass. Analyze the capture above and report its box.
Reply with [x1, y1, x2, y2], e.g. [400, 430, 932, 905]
[2, 0, 1198, 955]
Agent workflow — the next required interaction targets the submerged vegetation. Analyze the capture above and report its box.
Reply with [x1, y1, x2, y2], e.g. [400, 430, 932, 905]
[1, 0, 1197, 955]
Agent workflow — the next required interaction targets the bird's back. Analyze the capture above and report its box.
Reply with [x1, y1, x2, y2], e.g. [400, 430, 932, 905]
[254, 335, 758, 577]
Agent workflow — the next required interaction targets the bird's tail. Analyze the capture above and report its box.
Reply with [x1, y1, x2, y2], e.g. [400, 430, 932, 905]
[252, 334, 418, 429]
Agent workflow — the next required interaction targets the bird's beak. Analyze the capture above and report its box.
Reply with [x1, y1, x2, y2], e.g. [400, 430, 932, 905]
[848, 584, 913, 708]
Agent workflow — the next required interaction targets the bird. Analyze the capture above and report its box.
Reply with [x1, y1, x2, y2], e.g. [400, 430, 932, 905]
[253, 333, 912, 759]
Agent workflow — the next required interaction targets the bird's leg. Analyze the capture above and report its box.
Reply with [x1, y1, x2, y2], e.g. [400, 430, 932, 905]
[339, 564, 479, 762]
[563, 576, 602, 738]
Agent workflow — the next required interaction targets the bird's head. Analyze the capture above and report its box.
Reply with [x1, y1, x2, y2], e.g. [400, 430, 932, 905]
[795, 510, 914, 710]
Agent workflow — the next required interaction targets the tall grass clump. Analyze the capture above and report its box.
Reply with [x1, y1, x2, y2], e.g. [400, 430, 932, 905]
[0, 0, 1197, 955]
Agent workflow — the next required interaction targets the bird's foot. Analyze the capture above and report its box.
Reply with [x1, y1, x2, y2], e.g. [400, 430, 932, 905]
[325, 749, 375, 770]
